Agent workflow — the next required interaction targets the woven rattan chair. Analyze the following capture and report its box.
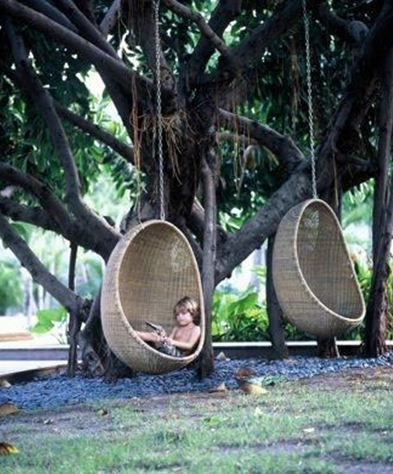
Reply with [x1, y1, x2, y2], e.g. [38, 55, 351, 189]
[101, 220, 205, 374]
[273, 199, 365, 338]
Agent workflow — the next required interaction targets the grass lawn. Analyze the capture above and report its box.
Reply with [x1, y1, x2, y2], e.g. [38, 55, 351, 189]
[0, 365, 392, 473]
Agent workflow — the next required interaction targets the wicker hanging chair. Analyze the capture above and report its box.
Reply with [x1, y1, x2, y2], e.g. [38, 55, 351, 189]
[101, 220, 205, 374]
[273, 199, 366, 338]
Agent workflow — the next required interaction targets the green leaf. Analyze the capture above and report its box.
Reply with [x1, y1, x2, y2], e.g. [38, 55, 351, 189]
[36, 307, 67, 324]
[30, 321, 54, 334]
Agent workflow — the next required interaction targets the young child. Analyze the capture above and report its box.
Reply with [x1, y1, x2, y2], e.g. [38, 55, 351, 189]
[135, 296, 201, 357]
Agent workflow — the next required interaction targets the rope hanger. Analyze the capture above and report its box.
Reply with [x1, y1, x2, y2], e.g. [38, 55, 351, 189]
[302, 0, 317, 200]
[153, 0, 165, 221]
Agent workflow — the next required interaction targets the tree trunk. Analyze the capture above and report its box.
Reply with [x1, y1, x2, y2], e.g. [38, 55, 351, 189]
[67, 242, 79, 377]
[197, 151, 217, 378]
[364, 49, 393, 357]
[266, 235, 289, 359]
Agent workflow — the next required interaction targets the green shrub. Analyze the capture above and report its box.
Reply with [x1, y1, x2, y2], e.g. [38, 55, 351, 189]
[212, 289, 269, 341]
[0, 261, 23, 314]
[212, 258, 393, 342]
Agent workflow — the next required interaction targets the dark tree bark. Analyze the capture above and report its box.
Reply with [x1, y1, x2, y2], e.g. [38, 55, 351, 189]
[266, 235, 289, 359]
[197, 149, 217, 378]
[67, 242, 80, 377]
[364, 48, 393, 357]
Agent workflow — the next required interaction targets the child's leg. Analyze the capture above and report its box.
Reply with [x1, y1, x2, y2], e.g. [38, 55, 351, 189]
[135, 331, 159, 344]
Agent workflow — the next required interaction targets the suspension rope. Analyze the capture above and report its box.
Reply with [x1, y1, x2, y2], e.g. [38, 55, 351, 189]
[302, 0, 317, 199]
[153, 0, 165, 220]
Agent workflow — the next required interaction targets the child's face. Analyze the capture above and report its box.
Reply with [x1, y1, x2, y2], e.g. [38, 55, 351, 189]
[175, 309, 193, 326]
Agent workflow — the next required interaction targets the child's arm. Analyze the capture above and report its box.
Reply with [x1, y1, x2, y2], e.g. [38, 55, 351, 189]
[134, 330, 163, 344]
[166, 326, 201, 352]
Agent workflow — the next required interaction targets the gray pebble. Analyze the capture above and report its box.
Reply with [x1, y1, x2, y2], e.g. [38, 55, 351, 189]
[3, 352, 393, 410]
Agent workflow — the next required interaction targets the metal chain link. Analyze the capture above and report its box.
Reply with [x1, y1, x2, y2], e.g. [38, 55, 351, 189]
[302, 0, 317, 199]
[153, 0, 165, 220]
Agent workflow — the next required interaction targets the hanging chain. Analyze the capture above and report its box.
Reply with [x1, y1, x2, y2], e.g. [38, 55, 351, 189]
[302, 0, 317, 199]
[153, 0, 165, 220]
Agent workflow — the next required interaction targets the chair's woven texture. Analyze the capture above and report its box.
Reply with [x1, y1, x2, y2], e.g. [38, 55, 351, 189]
[273, 200, 365, 338]
[101, 221, 205, 374]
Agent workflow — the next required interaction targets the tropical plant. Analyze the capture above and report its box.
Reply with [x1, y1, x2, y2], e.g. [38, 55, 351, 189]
[0, 259, 23, 314]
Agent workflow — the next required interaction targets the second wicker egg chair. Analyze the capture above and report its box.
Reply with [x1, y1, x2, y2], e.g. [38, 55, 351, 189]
[273, 199, 365, 339]
[101, 220, 205, 374]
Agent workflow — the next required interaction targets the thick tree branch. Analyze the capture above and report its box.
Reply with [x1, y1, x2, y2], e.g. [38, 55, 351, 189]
[213, 0, 302, 81]
[5, 22, 120, 250]
[52, 0, 144, 136]
[217, 131, 258, 146]
[316, 3, 369, 45]
[128, 0, 175, 93]
[100, 0, 122, 38]
[215, 1, 393, 283]
[23, 0, 78, 32]
[186, 0, 242, 86]
[55, 102, 134, 164]
[56, 0, 119, 59]
[0, 212, 85, 314]
[0, 0, 153, 96]
[163, 0, 231, 59]
[0, 197, 56, 231]
[0, 161, 73, 234]
[218, 109, 304, 171]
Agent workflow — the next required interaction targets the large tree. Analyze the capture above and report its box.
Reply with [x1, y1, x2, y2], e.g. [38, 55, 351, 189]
[0, 0, 392, 376]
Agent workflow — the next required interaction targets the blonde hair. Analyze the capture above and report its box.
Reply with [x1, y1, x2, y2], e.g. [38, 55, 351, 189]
[173, 296, 199, 321]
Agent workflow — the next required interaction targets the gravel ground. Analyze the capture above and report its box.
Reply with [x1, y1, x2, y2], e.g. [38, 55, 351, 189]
[2, 352, 393, 410]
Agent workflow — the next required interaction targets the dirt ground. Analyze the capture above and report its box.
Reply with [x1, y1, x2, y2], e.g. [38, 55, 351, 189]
[1, 366, 392, 473]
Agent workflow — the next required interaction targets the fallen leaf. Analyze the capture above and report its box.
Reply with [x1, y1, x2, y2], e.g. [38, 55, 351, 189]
[43, 419, 54, 425]
[0, 442, 18, 455]
[215, 351, 229, 361]
[247, 375, 287, 387]
[209, 382, 227, 393]
[0, 403, 20, 416]
[303, 428, 315, 433]
[235, 367, 256, 383]
[97, 408, 109, 416]
[239, 383, 268, 396]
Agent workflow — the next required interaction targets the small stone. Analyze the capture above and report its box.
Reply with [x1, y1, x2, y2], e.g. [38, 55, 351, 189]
[215, 351, 229, 361]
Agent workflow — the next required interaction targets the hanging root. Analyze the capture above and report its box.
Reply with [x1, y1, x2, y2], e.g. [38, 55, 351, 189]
[67, 311, 82, 377]
[72, 290, 134, 379]
[77, 292, 106, 376]
[317, 337, 340, 358]
[140, 110, 191, 181]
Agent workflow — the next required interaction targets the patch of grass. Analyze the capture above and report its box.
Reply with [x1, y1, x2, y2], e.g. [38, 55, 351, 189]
[325, 432, 393, 464]
[1, 368, 392, 473]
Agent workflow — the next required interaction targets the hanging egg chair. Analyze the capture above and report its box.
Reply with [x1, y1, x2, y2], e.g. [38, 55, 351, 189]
[101, 220, 205, 374]
[273, 199, 366, 338]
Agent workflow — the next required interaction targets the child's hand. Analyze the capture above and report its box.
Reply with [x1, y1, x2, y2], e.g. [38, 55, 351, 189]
[165, 337, 174, 346]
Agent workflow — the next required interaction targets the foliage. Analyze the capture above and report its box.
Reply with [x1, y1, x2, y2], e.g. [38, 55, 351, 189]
[213, 255, 393, 342]
[0, 260, 23, 314]
[30, 307, 67, 335]
[212, 289, 269, 341]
